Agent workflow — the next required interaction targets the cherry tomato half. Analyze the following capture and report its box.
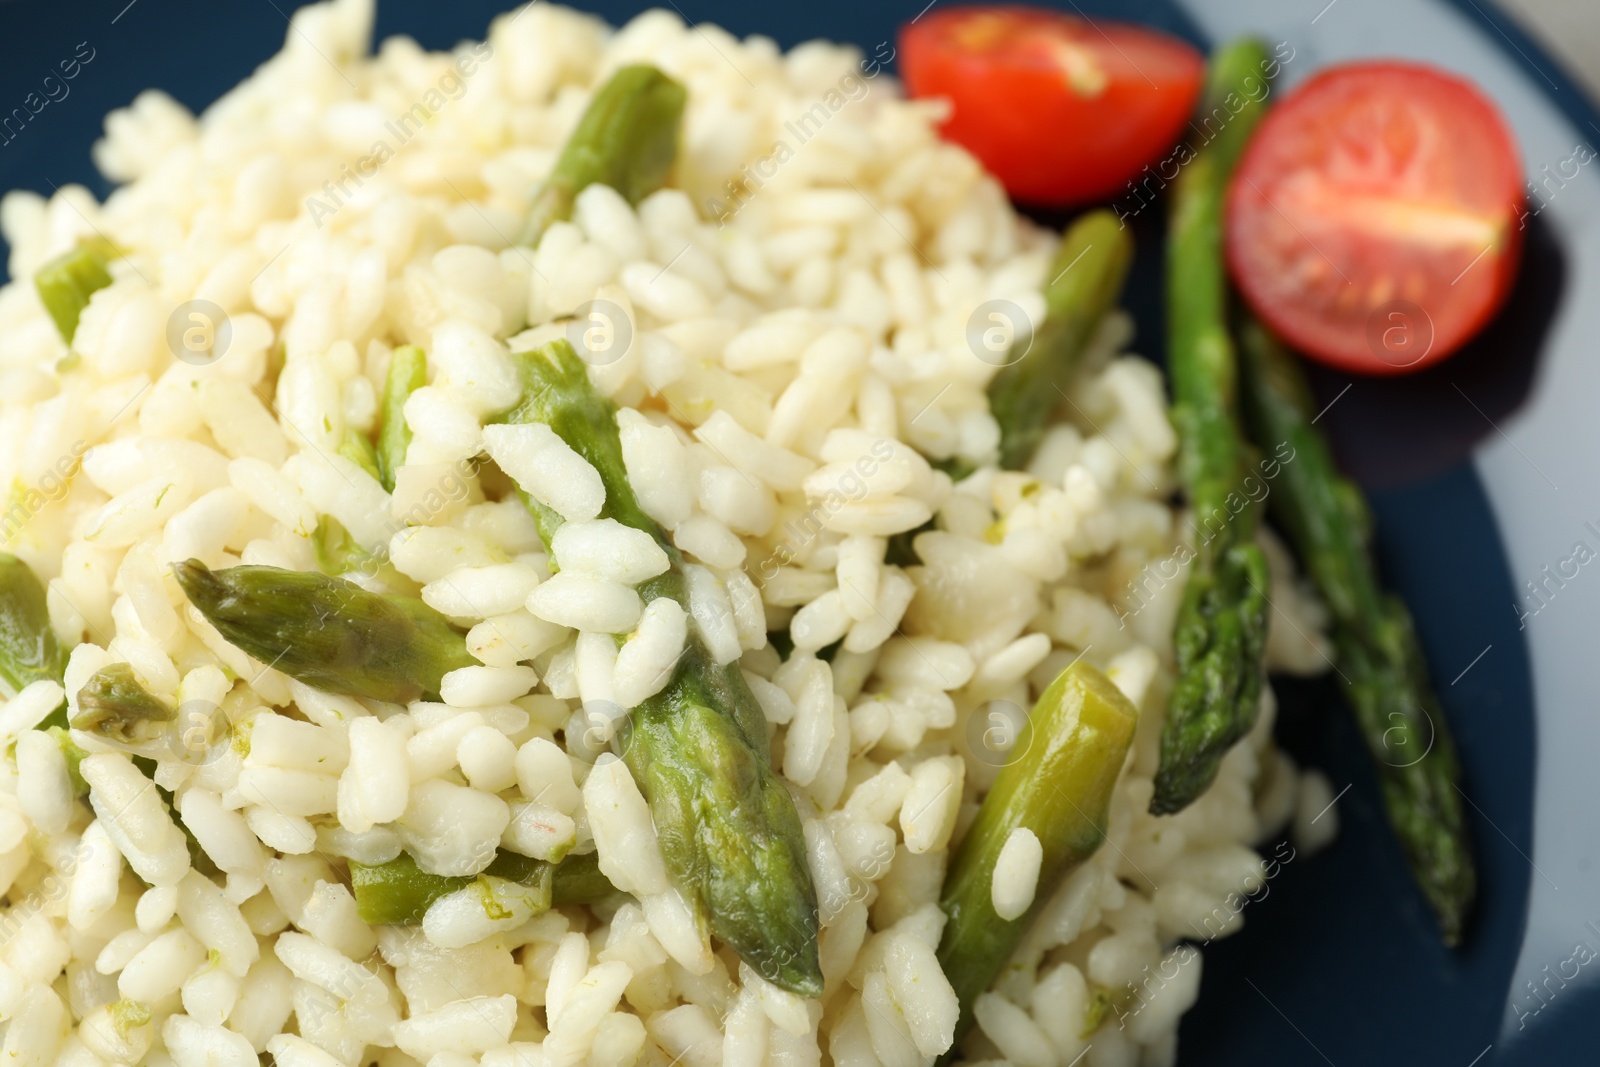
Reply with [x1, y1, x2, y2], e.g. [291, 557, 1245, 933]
[1226, 61, 1524, 375]
[899, 6, 1204, 206]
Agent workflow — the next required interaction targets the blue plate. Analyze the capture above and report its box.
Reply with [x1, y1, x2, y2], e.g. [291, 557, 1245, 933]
[4, 1, 1594, 1063]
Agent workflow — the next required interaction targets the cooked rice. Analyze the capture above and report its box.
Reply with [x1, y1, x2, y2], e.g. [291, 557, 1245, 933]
[0, 2, 1337, 1064]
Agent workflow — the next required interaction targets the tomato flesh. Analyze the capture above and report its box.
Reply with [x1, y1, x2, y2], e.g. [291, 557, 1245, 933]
[900, 6, 1204, 205]
[1226, 61, 1524, 374]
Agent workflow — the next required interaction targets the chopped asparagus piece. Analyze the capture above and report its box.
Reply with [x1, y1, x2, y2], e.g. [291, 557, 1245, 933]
[376, 345, 427, 493]
[937, 660, 1139, 1047]
[72, 663, 174, 751]
[349, 849, 606, 926]
[496, 339, 822, 996]
[35, 238, 117, 343]
[339, 428, 383, 484]
[987, 209, 1134, 472]
[173, 560, 476, 704]
[518, 65, 687, 247]
[0, 553, 68, 699]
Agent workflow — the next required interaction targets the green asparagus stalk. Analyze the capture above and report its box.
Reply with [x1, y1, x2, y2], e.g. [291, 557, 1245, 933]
[49, 727, 90, 794]
[987, 210, 1135, 471]
[351, 851, 549, 926]
[1150, 39, 1275, 815]
[937, 661, 1139, 1047]
[0, 553, 68, 699]
[312, 516, 371, 577]
[35, 238, 117, 344]
[497, 339, 822, 996]
[339, 429, 382, 484]
[0, 553, 96, 786]
[1236, 316, 1475, 944]
[173, 560, 476, 705]
[936, 211, 1133, 482]
[376, 345, 427, 493]
[0, 552, 75, 740]
[350, 849, 612, 926]
[549, 849, 615, 905]
[518, 65, 687, 247]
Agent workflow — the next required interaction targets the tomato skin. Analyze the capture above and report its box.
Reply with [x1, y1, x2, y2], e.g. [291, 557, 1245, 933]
[899, 6, 1204, 206]
[1225, 61, 1524, 375]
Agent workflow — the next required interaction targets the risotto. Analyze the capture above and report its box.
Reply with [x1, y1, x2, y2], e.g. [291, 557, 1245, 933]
[0, 2, 1337, 1065]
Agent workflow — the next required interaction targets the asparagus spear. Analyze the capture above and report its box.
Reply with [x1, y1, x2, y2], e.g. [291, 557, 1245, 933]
[0, 553, 69, 699]
[173, 560, 476, 705]
[351, 850, 549, 925]
[1150, 39, 1275, 816]
[49, 727, 90, 795]
[987, 210, 1134, 471]
[937, 661, 1139, 1046]
[1236, 316, 1475, 943]
[339, 429, 383, 484]
[498, 339, 822, 996]
[0, 552, 76, 739]
[0, 553, 107, 790]
[35, 238, 117, 344]
[312, 516, 372, 577]
[936, 211, 1133, 483]
[69, 665, 202, 798]
[72, 663, 174, 752]
[549, 849, 615, 905]
[376, 345, 427, 493]
[168, 559, 618, 920]
[350, 849, 613, 925]
[518, 65, 687, 247]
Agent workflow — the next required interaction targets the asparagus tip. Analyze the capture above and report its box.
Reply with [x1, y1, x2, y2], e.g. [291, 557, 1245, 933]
[171, 558, 214, 597]
[1148, 750, 1225, 815]
[791, 969, 824, 1000]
